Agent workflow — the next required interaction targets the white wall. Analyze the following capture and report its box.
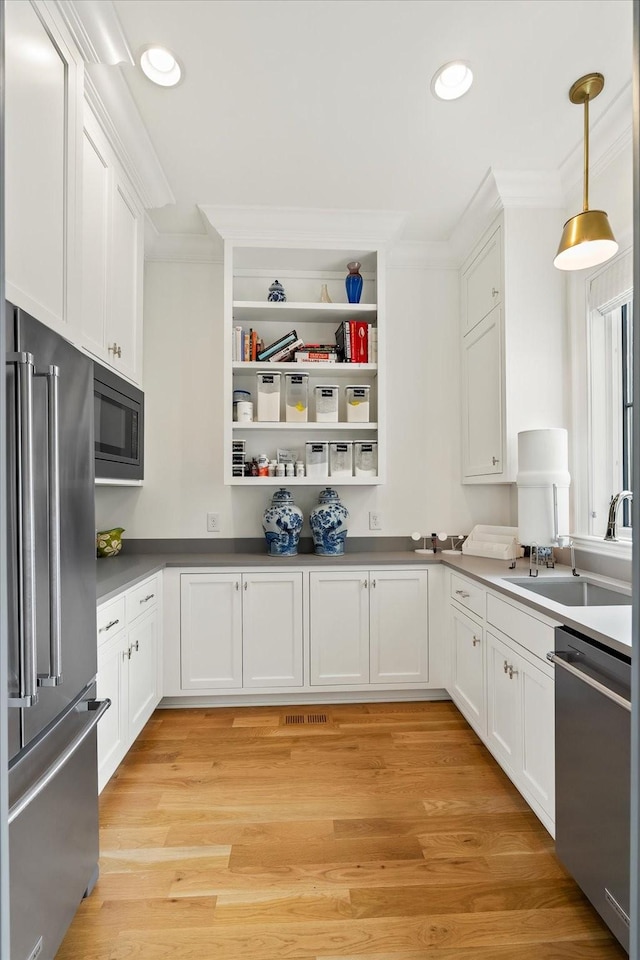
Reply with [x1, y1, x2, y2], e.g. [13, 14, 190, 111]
[95, 257, 513, 541]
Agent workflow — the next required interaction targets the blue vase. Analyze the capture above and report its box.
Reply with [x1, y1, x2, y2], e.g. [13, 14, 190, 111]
[262, 488, 303, 556]
[309, 487, 349, 556]
[345, 261, 363, 304]
[268, 280, 287, 302]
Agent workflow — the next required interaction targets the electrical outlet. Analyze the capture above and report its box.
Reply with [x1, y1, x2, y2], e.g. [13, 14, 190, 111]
[206, 512, 220, 533]
[369, 511, 382, 531]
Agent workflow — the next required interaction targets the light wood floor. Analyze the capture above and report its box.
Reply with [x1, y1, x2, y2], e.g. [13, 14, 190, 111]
[56, 701, 626, 960]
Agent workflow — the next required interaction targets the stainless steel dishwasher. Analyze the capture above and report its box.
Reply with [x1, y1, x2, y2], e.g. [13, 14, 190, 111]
[549, 627, 631, 952]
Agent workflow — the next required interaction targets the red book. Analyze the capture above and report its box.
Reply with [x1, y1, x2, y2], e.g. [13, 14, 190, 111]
[349, 320, 369, 364]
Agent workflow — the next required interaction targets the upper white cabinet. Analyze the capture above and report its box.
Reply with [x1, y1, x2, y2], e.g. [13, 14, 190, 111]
[5, 0, 82, 335]
[460, 209, 565, 483]
[223, 243, 384, 485]
[79, 108, 144, 385]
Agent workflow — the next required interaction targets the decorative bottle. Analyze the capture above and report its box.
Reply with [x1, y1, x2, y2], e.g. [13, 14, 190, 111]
[345, 261, 363, 304]
[262, 488, 303, 556]
[267, 280, 286, 302]
[309, 487, 349, 556]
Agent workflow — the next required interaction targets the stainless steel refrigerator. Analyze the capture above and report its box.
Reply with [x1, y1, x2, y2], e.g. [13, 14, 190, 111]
[6, 303, 109, 960]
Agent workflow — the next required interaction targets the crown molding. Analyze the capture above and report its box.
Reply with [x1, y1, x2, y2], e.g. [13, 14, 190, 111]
[144, 218, 222, 262]
[388, 241, 458, 270]
[198, 205, 408, 245]
[53, 0, 134, 65]
[559, 81, 633, 198]
[449, 168, 563, 263]
[84, 66, 175, 210]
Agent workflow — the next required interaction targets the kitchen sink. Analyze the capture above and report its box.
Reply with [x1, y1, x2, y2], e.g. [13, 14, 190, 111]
[504, 577, 631, 607]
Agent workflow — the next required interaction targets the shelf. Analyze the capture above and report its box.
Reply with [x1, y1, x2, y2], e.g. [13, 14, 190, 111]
[232, 361, 377, 377]
[232, 301, 377, 324]
[229, 476, 381, 486]
[232, 422, 378, 431]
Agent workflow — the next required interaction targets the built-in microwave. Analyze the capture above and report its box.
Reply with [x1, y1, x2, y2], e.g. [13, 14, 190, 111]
[94, 362, 144, 481]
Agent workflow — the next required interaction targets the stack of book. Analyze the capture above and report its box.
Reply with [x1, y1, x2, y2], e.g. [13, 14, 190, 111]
[335, 321, 377, 363]
[295, 343, 338, 363]
[257, 330, 303, 362]
[233, 327, 265, 361]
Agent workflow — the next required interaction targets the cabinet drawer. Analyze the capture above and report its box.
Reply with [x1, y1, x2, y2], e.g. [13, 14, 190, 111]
[97, 596, 126, 644]
[127, 575, 160, 625]
[450, 574, 485, 619]
[486, 593, 556, 663]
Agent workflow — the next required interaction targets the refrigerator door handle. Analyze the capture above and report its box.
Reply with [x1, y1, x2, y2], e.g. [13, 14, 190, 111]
[36, 364, 62, 687]
[7, 351, 38, 708]
[8, 698, 111, 825]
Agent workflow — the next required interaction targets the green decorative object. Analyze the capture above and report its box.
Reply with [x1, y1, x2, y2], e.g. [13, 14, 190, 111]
[96, 527, 125, 558]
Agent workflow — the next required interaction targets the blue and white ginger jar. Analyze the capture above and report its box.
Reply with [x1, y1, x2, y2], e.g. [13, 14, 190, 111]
[267, 279, 287, 302]
[309, 487, 349, 556]
[262, 488, 303, 557]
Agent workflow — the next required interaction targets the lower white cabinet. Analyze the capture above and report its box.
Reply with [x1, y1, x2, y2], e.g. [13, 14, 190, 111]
[96, 575, 162, 792]
[180, 571, 303, 690]
[309, 569, 429, 686]
[447, 571, 557, 833]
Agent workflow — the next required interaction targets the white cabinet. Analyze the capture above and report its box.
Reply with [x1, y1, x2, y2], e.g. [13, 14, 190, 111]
[79, 109, 144, 385]
[459, 209, 565, 483]
[309, 569, 428, 686]
[96, 575, 162, 792]
[5, 0, 82, 335]
[179, 571, 303, 690]
[446, 571, 557, 833]
[449, 604, 485, 735]
[222, 242, 384, 485]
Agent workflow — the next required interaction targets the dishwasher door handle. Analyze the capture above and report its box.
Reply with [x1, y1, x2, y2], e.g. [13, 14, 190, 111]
[547, 651, 631, 712]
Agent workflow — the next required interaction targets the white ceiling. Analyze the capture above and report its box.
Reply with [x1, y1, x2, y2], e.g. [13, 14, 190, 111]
[111, 0, 633, 242]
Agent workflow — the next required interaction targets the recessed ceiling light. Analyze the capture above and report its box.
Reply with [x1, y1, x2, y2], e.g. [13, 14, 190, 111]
[431, 61, 473, 101]
[139, 46, 182, 87]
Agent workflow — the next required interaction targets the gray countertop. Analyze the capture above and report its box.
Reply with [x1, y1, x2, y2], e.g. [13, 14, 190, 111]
[96, 550, 632, 656]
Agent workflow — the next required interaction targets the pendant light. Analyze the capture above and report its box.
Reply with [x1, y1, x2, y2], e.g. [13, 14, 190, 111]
[554, 73, 618, 271]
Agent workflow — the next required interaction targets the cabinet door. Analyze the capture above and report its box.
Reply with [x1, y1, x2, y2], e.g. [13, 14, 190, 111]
[5, 0, 80, 333]
[450, 605, 485, 734]
[486, 630, 521, 773]
[80, 122, 110, 360]
[180, 574, 242, 689]
[96, 630, 129, 793]
[520, 656, 555, 821]
[108, 176, 143, 383]
[462, 226, 501, 335]
[462, 305, 504, 479]
[128, 609, 160, 741]
[243, 572, 303, 687]
[309, 571, 369, 685]
[370, 571, 428, 683]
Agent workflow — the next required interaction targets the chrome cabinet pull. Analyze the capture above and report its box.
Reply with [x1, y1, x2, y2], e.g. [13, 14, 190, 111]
[508, 665, 517, 679]
[455, 589, 470, 598]
[139, 593, 154, 604]
[134, 639, 139, 652]
[235, 581, 239, 591]
[127, 645, 132, 660]
[36, 364, 62, 687]
[547, 651, 631, 712]
[244, 581, 248, 591]
[472, 635, 480, 646]
[8, 351, 38, 708]
[363, 579, 368, 588]
[492, 456, 500, 466]
[372, 579, 376, 588]
[99, 619, 120, 634]
[492, 287, 499, 297]
[108, 342, 122, 359]
[503, 660, 509, 673]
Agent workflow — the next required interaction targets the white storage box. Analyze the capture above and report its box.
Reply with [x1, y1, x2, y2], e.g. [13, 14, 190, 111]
[306, 441, 329, 478]
[256, 372, 281, 422]
[354, 441, 377, 478]
[314, 385, 339, 422]
[285, 373, 309, 422]
[345, 385, 370, 422]
[330, 441, 353, 478]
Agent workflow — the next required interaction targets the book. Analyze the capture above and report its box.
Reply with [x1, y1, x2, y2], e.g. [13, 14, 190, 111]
[295, 350, 338, 362]
[368, 326, 378, 363]
[349, 320, 369, 364]
[257, 329, 298, 362]
[250, 329, 258, 362]
[233, 326, 242, 361]
[334, 321, 351, 362]
[268, 338, 305, 362]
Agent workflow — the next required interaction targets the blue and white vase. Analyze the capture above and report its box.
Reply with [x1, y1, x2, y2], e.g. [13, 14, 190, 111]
[309, 487, 349, 556]
[345, 261, 363, 304]
[262, 488, 303, 556]
[267, 279, 287, 302]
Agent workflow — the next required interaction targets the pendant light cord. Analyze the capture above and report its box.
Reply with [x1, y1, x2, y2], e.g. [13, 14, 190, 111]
[583, 94, 590, 213]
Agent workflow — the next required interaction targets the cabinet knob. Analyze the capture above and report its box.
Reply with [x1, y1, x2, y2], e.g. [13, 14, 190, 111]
[492, 457, 500, 466]
[472, 635, 480, 646]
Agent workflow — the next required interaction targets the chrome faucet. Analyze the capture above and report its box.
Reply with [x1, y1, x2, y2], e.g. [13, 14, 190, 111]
[604, 490, 633, 541]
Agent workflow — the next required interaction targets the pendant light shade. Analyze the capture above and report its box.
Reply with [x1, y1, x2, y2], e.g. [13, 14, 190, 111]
[553, 73, 618, 272]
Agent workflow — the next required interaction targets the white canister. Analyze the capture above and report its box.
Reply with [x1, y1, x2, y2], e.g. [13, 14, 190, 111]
[306, 441, 329, 478]
[257, 372, 281, 422]
[314, 385, 339, 422]
[329, 441, 353, 478]
[236, 400, 254, 422]
[345, 385, 370, 423]
[354, 441, 377, 477]
[285, 373, 309, 422]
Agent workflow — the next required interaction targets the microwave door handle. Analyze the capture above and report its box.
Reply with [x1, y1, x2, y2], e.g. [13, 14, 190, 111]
[36, 365, 62, 686]
[7, 352, 38, 707]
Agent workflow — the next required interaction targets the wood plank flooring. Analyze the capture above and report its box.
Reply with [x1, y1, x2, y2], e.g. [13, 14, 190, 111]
[56, 702, 627, 960]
